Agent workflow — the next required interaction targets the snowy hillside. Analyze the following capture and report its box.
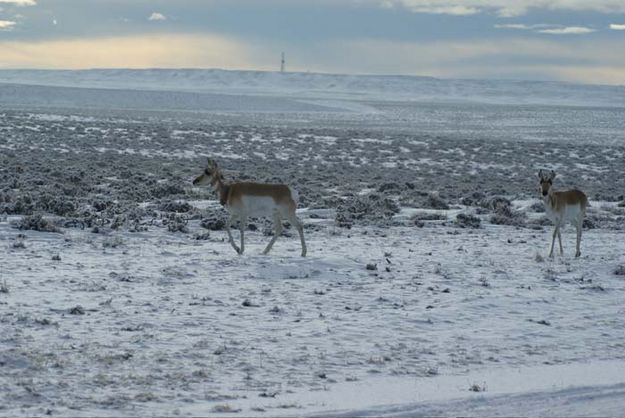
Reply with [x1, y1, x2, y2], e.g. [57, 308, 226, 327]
[1, 68, 625, 107]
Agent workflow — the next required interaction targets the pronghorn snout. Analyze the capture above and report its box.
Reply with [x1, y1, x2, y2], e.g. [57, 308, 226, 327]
[542, 190, 548, 196]
[193, 172, 211, 186]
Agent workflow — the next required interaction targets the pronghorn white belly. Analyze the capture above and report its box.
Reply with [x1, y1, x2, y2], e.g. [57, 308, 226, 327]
[239, 196, 280, 217]
[546, 204, 582, 224]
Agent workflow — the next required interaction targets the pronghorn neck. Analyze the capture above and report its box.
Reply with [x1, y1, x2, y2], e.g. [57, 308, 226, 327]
[544, 188, 556, 207]
[213, 177, 230, 206]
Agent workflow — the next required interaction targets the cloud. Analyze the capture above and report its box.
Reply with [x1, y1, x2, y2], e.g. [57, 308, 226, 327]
[383, 1, 625, 17]
[148, 12, 166, 22]
[495, 24, 532, 30]
[495, 23, 596, 35]
[610, 24, 625, 30]
[0, 19, 16, 30]
[294, 37, 625, 85]
[537, 26, 595, 34]
[396, 5, 479, 15]
[0, 0, 35, 5]
[0, 34, 253, 69]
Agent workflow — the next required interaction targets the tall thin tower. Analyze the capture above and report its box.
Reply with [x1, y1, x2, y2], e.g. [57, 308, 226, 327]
[280, 52, 285, 73]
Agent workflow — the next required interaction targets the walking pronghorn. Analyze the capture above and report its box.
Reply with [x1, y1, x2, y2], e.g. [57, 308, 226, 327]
[538, 169, 588, 258]
[193, 159, 307, 257]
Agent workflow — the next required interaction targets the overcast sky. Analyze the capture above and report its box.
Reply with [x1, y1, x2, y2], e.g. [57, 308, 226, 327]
[1, 0, 625, 85]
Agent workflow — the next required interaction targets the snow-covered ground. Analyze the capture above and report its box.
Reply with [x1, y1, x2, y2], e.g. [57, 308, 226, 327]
[2, 214, 625, 416]
[1, 69, 625, 416]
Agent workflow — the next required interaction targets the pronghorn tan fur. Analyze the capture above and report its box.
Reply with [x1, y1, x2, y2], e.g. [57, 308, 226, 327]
[193, 158, 307, 256]
[538, 169, 588, 258]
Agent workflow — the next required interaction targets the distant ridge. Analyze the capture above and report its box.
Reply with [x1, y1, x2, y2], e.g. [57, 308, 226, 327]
[0, 68, 624, 107]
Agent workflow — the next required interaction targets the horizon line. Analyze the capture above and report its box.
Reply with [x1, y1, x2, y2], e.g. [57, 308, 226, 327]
[0, 67, 624, 88]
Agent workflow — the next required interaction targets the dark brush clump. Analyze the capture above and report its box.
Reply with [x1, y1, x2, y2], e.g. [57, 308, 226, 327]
[11, 214, 62, 233]
[150, 182, 187, 199]
[529, 201, 545, 213]
[460, 192, 486, 207]
[165, 214, 189, 233]
[412, 212, 447, 221]
[335, 194, 400, 228]
[200, 212, 229, 231]
[424, 192, 450, 210]
[0, 193, 35, 215]
[481, 196, 511, 211]
[40, 194, 77, 217]
[583, 213, 625, 230]
[488, 199, 526, 227]
[159, 200, 193, 213]
[456, 213, 481, 228]
[526, 215, 552, 230]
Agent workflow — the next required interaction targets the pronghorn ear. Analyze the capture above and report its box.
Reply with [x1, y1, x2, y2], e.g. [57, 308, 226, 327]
[538, 169, 543, 179]
[550, 170, 556, 180]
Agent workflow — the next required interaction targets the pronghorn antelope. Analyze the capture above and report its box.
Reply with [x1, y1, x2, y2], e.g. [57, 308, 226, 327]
[538, 169, 588, 258]
[193, 159, 307, 257]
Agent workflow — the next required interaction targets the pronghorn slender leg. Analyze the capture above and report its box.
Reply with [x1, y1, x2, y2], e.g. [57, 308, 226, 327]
[557, 229, 563, 255]
[288, 214, 307, 257]
[262, 212, 283, 255]
[226, 215, 241, 254]
[239, 215, 247, 255]
[549, 223, 559, 258]
[575, 217, 583, 257]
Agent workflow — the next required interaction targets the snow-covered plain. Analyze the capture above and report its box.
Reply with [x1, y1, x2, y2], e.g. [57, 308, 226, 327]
[2, 68, 625, 107]
[1, 70, 625, 416]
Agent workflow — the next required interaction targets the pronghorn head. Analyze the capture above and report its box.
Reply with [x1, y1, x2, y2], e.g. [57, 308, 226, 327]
[538, 169, 556, 196]
[193, 158, 224, 187]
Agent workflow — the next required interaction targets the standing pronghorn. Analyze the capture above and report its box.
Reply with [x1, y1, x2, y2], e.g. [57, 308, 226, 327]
[193, 159, 307, 257]
[538, 169, 588, 258]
